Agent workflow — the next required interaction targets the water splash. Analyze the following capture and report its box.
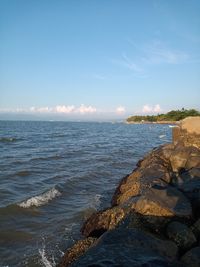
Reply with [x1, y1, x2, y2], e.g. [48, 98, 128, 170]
[39, 239, 56, 267]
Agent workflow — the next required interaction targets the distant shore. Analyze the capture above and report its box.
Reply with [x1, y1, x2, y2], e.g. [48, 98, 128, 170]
[125, 120, 178, 125]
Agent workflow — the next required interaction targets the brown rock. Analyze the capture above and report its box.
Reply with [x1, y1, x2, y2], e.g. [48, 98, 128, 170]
[173, 117, 200, 149]
[132, 185, 192, 218]
[170, 147, 190, 173]
[81, 206, 126, 237]
[112, 159, 171, 206]
[57, 237, 96, 267]
[111, 170, 141, 206]
[181, 117, 200, 135]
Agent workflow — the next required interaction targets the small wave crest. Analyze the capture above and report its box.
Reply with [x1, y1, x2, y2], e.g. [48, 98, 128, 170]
[159, 134, 166, 139]
[18, 188, 61, 208]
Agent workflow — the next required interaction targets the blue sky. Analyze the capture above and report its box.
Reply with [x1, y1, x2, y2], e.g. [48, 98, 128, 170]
[0, 0, 200, 120]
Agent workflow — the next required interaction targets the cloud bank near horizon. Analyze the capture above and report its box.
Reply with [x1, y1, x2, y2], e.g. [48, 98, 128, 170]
[0, 104, 165, 118]
[0, 104, 97, 115]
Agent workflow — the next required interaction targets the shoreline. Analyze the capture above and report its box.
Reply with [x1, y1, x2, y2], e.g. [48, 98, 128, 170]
[58, 117, 200, 267]
[126, 120, 179, 125]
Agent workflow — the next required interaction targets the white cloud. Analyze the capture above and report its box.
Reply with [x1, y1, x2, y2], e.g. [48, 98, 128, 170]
[55, 105, 75, 113]
[1, 105, 97, 115]
[77, 104, 97, 114]
[142, 105, 153, 113]
[154, 104, 161, 113]
[142, 104, 162, 113]
[116, 106, 126, 114]
[30, 106, 50, 113]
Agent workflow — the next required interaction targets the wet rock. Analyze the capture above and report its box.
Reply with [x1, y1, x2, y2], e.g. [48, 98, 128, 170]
[133, 184, 192, 218]
[71, 228, 179, 267]
[57, 237, 97, 267]
[166, 221, 196, 251]
[81, 206, 126, 237]
[181, 246, 200, 267]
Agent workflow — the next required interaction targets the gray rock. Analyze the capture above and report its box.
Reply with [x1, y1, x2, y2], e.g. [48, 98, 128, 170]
[166, 221, 196, 251]
[71, 228, 179, 267]
[181, 246, 200, 267]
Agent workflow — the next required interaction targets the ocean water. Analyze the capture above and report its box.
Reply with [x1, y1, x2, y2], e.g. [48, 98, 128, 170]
[0, 121, 172, 267]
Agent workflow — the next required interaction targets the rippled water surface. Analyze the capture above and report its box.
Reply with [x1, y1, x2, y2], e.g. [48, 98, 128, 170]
[0, 121, 172, 266]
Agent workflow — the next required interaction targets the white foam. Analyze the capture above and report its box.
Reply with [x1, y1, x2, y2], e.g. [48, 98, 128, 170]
[159, 134, 166, 138]
[39, 243, 56, 267]
[18, 188, 61, 208]
[89, 194, 102, 210]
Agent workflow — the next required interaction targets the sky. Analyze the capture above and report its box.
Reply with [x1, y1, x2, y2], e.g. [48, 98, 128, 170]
[0, 0, 200, 120]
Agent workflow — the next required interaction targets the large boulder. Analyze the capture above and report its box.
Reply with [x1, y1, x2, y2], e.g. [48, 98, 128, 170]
[112, 158, 171, 206]
[71, 228, 179, 267]
[169, 145, 200, 173]
[132, 184, 192, 218]
[173, 117, 200, 149]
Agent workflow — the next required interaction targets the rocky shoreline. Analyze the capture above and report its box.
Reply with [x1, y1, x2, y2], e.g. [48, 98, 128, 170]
[58, 117, 200, 267]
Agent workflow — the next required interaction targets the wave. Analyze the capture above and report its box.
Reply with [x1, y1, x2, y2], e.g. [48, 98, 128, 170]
[159, 135, 166, 139]
[0, 137, 18, 143]
[18, 188, 61, 208]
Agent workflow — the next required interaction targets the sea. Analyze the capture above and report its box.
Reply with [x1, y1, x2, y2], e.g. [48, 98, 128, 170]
[0, 121, 172, 267]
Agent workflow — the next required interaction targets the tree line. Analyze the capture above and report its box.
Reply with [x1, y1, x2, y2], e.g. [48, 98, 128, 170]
[127, 109, 200, 123]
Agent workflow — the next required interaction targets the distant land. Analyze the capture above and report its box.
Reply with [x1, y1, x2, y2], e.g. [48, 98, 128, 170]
[127, 109, 200, 124]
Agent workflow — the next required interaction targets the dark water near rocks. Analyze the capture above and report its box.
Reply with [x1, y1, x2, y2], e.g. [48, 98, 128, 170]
[0, 121, 172, 267]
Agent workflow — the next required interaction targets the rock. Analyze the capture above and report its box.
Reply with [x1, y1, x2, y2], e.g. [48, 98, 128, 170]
[119, 211, 171, 235]
[191, 219, 200, 240]
[181, 117, 200, 135]
[57, 237, 97, 267]
[81, 206, 126, 237]
[71, 228, 179, 267]
[170, 146, 191, 173]
[174, 168, 200, 217]
[166, 221, 196, 251]
[111, 170, 141, 206]
[133, 184, 192, 218]
[181, 246, 200, 267]
[185, 154, 200, 169]
[112, 157, 171, 206]
[173, 117, 200, 149]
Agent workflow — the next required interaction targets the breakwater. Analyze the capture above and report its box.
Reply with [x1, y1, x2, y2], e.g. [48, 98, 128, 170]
[58, 117, 200, 267]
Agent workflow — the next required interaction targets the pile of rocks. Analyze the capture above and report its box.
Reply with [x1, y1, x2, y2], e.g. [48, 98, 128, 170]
[58, 117, 200, 267]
